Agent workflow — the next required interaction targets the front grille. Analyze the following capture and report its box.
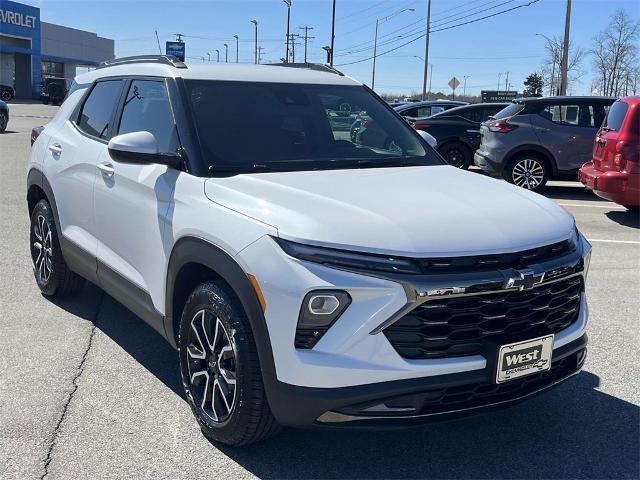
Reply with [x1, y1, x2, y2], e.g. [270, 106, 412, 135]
[416, 240, 572, 273]
[337, 349, 585, 418]
[384, 276, 583, 360]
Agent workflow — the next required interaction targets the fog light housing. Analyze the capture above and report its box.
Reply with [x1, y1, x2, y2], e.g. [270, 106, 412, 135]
[295, 290, 351, 349]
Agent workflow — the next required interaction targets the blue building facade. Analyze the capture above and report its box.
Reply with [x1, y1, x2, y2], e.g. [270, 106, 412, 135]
[0, 0, 114, 99]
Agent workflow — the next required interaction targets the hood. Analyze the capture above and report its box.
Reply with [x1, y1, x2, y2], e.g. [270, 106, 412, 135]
[204, 166, 575, 257]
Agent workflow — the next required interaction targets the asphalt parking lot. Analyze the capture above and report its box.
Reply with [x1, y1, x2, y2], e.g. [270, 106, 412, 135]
[0, 103, 638, 480]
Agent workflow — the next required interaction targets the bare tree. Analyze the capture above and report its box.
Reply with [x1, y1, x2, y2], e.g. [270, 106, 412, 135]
[590, 9, 639, 96]
[540, 36, 585, 95]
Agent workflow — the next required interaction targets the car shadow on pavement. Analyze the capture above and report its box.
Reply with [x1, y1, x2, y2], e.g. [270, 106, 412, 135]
[538, 184, 606, 202]
[605, 210, 640, 229]
[51, 284, 639, 479]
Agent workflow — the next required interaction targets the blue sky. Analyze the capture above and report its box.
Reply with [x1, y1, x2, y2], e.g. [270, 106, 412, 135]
[24, 0, 640, 95]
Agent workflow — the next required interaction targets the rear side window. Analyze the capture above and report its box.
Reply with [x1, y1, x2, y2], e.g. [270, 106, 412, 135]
[540, 104, 596, 127]
[117, 80, 179, 153]
[76, 80, 123, 139]
[493, 102, 524, 120]
[602, 101, 629, 132]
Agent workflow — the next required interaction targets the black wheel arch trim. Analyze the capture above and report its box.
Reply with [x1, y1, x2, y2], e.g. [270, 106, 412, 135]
[504, 144, 558, 176]
[165, 236, 277, 382]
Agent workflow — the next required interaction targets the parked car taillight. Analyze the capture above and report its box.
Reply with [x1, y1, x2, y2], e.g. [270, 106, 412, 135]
[614, 140, 629, 170]
[486, 118, 518, 133]
[31, 126, 44, 147]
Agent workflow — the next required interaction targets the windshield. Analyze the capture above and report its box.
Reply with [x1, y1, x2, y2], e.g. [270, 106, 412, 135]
[492, 102, 524, 120]
[185, 81, 441, 173]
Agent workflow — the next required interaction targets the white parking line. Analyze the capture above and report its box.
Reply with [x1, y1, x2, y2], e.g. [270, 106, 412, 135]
[557, 202, 626, 209]
[588, 239, 640, 245]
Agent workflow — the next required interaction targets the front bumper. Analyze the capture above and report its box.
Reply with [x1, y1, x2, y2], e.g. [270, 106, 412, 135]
[265, 334, 587, 427]
[579, 162, 639, 207]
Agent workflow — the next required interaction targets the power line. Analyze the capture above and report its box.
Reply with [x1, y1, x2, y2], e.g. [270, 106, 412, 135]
[335, 0, 541, 66]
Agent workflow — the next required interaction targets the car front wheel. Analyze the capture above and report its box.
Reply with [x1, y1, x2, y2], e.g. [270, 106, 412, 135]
[0, 90, 11, 101]
[439, 142, 471, 169]
[506, 155, 549, 191]
[179, 281, 280, 446]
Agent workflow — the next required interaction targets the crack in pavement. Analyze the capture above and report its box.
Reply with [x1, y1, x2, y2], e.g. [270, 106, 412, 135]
[40, 291, 105, 480]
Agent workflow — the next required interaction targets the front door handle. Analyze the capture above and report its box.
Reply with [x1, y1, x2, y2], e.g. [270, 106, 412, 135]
[48, 143, 62, 155]
[97, 162, 115, 177]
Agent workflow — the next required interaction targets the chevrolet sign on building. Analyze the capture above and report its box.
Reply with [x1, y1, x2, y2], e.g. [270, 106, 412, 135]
[0, 0, 114, 99]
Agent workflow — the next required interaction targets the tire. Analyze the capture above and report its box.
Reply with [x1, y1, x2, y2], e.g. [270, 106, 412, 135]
[0, 112, 7, 133]
[438, 142, 471, 169]
[179, 281, 280, 446]
[29, 199, 85, 296]
[506, 154, 549, 191]
[0, 90, 11, 101]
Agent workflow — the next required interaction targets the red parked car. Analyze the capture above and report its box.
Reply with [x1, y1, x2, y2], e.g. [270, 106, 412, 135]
[579, 96, 640, 209]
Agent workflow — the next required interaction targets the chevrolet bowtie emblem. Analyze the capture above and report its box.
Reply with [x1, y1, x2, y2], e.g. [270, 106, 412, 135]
[503, 269, 545, 291]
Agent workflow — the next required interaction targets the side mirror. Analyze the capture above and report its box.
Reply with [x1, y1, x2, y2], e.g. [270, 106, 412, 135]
[108, 131, 182, 168]
[417, 129, 437, 148]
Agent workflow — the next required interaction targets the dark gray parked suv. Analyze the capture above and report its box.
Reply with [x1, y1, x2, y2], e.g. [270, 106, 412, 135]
[474, 96, 615, 190]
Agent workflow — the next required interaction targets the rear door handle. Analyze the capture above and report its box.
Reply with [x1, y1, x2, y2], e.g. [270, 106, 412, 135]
[97, 162, 115, 177]
[48, 143, 62, 155]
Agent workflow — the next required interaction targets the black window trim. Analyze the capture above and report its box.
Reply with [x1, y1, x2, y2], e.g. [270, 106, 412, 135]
[538, 101, 605, 129]
[72, 78, 127, 144]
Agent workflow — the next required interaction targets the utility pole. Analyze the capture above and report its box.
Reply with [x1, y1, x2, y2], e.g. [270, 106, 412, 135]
[175, 33, 184, 43]
[372, 19, 379, 90]
[330, 0, 336, 66]
[233, 35, 239, 63]
[421, 0, 432, 101]
[428, 63, 433, 99]
[463, 75, 470, 97]
[287, 33, 299, 63]
[505, 71, 509, 91]
[560, 0, 571, 95]
[207, 52, 211, 62]
[224, 43, 228, 63]
[497, 72, 502, 91]
[257, 46, 266, 64]
[284, 0, 292, 63]
[299, 25, 315, 64]
[251, 20, 258, 64]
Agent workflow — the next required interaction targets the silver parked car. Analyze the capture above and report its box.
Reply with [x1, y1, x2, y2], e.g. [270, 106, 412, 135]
[474, 96, 616, 191]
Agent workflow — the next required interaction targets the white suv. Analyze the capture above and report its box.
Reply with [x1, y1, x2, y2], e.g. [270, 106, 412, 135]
[27, 56, 591, 446]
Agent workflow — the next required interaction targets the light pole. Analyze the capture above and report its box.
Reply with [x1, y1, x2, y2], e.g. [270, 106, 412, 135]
[250, 20, 258, 64]
[284, 0, 292, 63]
[322, 45, 332, 65]
[330, 0, 336, 66]
[560, 0, 571, 95]
[372, 7, 414, 91]
[536, 33, 556, 96]
[463, 75, 470, 97]
[233, 35, 239, 63]
[421, 0, 432, 101]
[215, 49, 220, 63]
[207, 52, 211, 62]
[224, 43, 228, 63]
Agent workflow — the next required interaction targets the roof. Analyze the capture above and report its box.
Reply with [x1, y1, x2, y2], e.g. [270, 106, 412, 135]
[515, 95, 617, 103]
[75, 60, 361, 87]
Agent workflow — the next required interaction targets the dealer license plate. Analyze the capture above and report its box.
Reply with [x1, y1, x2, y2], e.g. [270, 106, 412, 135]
[496, 335, 554, 383]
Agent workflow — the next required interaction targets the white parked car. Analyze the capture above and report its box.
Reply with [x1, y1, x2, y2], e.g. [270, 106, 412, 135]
[27, 56, 591, 445]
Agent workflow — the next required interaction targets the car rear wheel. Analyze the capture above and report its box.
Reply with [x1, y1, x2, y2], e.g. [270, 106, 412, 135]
[179, 281, 280, 446]
[0, 112, 7, 132]
[438, 142, 471, 169]
[506, 155, 549, 191]
[29, 199, 85, 296]
[0, 90, 11, 101]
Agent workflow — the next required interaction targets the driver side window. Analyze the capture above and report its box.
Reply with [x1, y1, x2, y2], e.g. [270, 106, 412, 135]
[117, 79, 179, 153]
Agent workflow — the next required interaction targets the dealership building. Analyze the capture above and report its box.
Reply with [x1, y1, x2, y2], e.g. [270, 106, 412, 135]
[0, 0, 114, 99]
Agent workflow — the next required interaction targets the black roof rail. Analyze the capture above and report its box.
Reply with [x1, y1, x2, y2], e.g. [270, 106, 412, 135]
[97, 55, 188, 69]
[269, 62, 345, 76]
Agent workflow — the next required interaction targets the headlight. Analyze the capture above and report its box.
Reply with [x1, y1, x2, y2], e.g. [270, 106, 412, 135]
[274, 237, 421, 274]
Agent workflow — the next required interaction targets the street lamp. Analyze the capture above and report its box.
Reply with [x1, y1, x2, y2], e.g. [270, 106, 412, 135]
[463, 75, 470, 97]
[372, 7, 414, 91]
[283, 0, 292, 63]
[215, 49, 220, 63]
[536, 33, 556, 96]
[224, 43, 228, 63]
[250, 20, 258, 64]
[322, 45, 332, 65]
[233, 35, 239, 63]
[207, 52, 211, 62]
